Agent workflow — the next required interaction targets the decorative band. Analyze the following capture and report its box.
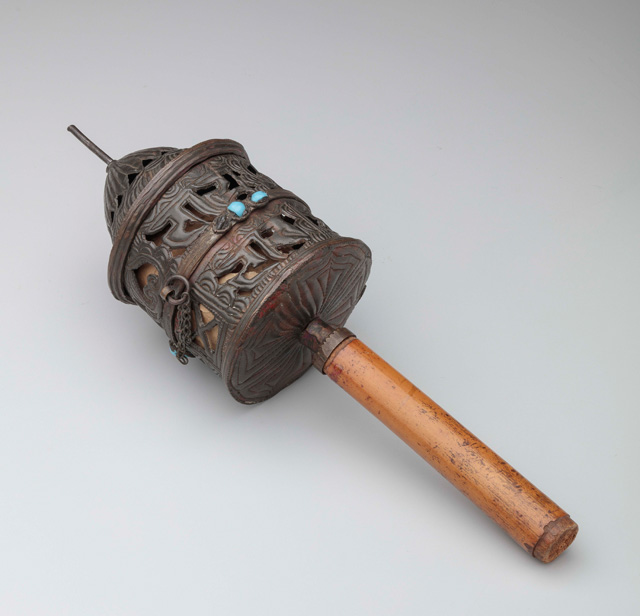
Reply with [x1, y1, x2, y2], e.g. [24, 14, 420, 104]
[175, 188, 302, 284]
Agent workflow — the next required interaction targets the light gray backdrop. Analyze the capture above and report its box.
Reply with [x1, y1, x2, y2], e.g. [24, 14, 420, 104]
[2, 1, 639, 614]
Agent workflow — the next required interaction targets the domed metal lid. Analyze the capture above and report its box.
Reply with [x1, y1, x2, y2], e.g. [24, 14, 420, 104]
[67, 125, 180, 239]
[104, 147, 181, 238]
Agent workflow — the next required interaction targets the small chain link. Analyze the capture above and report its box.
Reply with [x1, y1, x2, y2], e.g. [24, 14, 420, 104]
[171, 300, 193, 365]
[163, 275, 193, 365]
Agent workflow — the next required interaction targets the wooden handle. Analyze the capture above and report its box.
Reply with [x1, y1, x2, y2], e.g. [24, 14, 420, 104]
[322, 337, 578, 562]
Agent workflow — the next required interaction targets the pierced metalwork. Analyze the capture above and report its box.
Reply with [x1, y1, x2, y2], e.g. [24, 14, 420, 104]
[73, 129, 371, 403]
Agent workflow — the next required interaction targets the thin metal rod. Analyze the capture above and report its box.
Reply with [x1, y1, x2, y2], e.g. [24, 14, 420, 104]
[67, 125, 113, 164]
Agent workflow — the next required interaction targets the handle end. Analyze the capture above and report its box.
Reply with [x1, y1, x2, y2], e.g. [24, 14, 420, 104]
[533, 516, 579, 563]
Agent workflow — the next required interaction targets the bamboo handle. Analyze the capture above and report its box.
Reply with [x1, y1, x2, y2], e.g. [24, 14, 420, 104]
[321, 337, 578, 563]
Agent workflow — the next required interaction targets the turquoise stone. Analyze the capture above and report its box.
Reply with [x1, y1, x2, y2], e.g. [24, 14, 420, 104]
[250, 190, 267, 203]
[227, 201, 246, 216]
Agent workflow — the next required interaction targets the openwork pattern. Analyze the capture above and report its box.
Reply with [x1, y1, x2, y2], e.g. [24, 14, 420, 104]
[188, 197, 341, 380]
[123, 153, 279, 324]
[107, 140, 371, 402]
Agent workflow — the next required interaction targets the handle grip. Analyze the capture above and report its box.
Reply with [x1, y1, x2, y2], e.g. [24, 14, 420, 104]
[318, 334, 578, 562]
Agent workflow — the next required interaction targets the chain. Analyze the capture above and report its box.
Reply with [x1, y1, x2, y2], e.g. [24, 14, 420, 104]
[171, 300, 193, 365]
[162, 275, 193, 365]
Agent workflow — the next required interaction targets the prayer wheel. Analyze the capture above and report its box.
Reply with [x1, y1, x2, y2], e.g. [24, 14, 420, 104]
[69, 125, 578, 563]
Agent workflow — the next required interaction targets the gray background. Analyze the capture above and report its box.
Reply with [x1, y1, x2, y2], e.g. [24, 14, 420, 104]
[2, 1, 639, 614]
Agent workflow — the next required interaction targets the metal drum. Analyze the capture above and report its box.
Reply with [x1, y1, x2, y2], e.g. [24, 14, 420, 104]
[102, 138, 370, 403]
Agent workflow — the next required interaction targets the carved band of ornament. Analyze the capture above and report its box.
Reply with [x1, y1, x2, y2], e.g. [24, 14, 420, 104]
[175, 188, 303, 284]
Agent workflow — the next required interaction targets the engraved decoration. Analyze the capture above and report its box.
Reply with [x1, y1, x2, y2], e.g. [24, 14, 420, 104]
[105, 143, 371, 403]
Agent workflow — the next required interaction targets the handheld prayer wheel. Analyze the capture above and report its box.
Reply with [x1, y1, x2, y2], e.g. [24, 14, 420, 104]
[69, 125, 578, 563]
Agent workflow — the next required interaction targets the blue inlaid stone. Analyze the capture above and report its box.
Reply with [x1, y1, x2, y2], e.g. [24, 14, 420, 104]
[227, 201, 246, 216]
[251, 190, 267, 203]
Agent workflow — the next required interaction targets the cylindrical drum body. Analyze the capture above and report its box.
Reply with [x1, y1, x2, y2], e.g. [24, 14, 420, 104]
[103, 139, 371, 403]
